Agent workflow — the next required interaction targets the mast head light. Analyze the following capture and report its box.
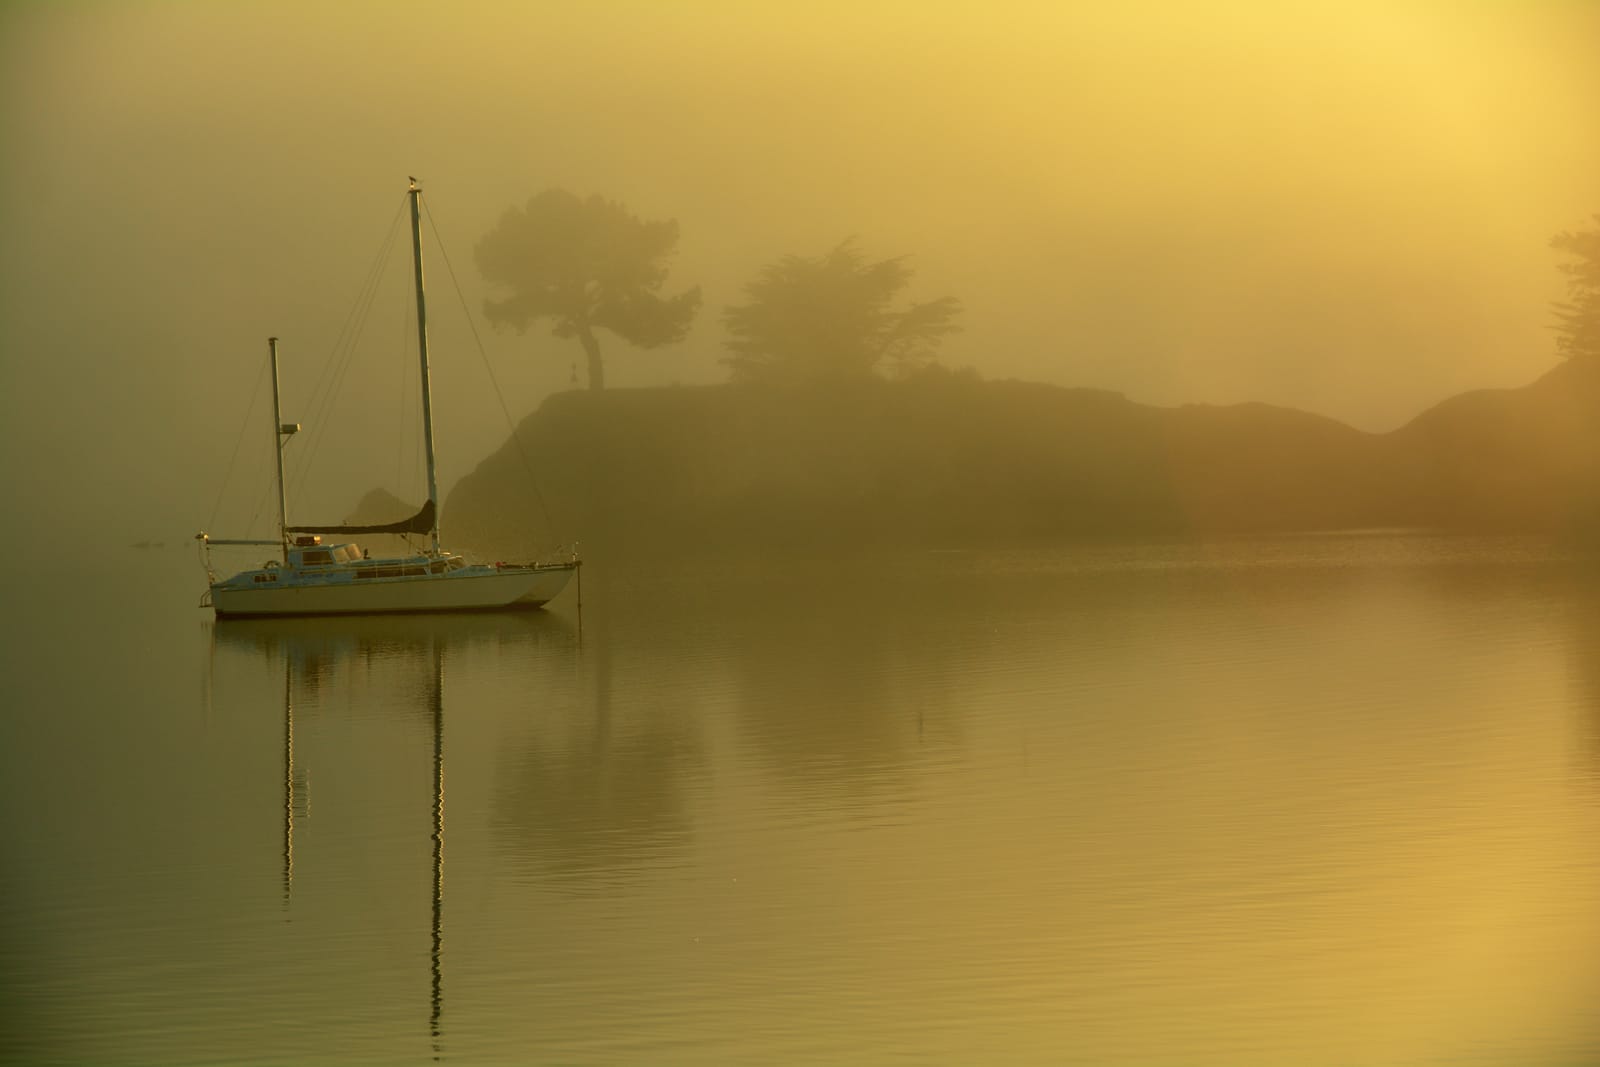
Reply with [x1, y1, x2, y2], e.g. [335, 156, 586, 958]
[280, 423, 300, 435]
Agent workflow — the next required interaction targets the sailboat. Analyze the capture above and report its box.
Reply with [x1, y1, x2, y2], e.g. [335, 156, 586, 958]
[197, 180, 579, 618]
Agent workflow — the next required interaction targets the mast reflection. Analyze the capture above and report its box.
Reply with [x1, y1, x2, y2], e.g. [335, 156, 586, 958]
[284, 658, 297, 906]
[212, 611, 577, 1058]
[428, 637, 443, 1055]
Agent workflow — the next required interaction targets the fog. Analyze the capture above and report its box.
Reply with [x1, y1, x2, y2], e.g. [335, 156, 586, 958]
[2, 1, 1596, 547]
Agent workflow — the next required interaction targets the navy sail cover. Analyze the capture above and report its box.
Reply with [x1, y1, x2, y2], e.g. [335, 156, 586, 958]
[285, 499, 435, 536]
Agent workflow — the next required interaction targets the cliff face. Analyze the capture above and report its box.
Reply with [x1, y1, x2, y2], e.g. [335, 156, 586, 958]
[442, 362, 1600, 558]
[429, 368, 1457, 558]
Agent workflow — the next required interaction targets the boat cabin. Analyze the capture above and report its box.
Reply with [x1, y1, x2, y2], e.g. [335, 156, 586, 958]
[250, 535, 470, 581]
[286, 535, 367, 569]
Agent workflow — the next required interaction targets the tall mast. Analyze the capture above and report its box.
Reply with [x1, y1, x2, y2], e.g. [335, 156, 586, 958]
[408, 179, 442, 556]
[267, 336, 294, 561]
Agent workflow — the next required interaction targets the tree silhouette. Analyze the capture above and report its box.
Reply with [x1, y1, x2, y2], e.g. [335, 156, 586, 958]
[1552, 215, 1600, 363]
[722, 240, 961, 385]
[475, 190, 701, 390]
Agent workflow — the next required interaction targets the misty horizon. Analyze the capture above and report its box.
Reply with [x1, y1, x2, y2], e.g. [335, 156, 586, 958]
[2, 2, 1597, 542]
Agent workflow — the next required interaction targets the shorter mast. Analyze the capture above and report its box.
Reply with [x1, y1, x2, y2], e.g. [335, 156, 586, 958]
[267, 336, 299, 561]
[408, 179, 443, 557]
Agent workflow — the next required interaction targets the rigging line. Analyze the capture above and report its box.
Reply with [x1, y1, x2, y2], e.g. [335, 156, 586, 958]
[421, 198, 559, 540]
[288, 207, 403, 496]
[246, 433, 280, 540]
[409, 308, 423, 503]
[207, 351, 271, 532]
[303, 194, 409, 425]
[283, 194, 406, 500]
[397, 287, 414, 498]
[289, 214, 397, 490]
[403, 275, 424, 505]
[292, 230, 395, 496]
[287, 198, 409, 504]
[389, 284, 424, 508]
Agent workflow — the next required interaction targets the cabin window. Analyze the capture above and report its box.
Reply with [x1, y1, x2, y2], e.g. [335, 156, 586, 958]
[354, 564, 428, 580]
[253, 573, 278, 583]
[302, 549, 333, 565]
[429, 560, 446, 574]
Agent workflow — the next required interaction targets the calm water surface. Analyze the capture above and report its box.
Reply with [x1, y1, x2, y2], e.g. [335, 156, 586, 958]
[4, 534, 1599, 1065]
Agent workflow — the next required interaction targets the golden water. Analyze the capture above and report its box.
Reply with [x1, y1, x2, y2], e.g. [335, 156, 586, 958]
[4, 535, 1596, 1064]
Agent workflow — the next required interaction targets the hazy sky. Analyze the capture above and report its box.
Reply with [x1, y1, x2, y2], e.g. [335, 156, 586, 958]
[2, 1, 1596, 543]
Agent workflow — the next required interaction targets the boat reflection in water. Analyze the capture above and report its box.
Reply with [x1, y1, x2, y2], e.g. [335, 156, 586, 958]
[211, 611, 578, 1057]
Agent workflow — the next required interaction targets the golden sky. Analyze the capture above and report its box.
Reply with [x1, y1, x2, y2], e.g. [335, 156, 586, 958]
[2, 1, 1596, 532]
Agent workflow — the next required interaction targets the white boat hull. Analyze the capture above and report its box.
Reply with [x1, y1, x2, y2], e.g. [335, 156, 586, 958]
[212, 562, 576, 618]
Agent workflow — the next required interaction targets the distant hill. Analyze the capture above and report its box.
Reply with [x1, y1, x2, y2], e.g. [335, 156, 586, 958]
[1386, 358, 1600, 531]
[441, 363, 1600, 559]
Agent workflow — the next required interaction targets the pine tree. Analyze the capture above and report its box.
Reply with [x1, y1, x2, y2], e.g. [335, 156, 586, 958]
[476, 190, 700, 390]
